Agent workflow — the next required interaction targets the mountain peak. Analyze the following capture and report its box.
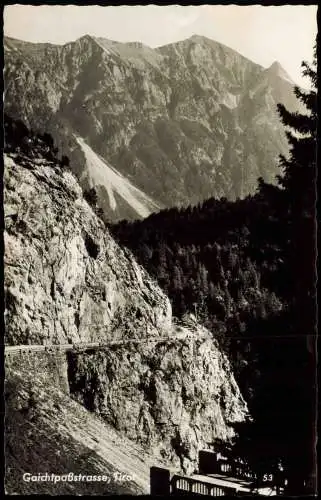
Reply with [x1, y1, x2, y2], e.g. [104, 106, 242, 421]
[268, 61, 285, 74]
[189, 34, 209, 43]
[266, 60, 294, 84]
[77, 34, 97, 44]
[185, 34, 221, 47]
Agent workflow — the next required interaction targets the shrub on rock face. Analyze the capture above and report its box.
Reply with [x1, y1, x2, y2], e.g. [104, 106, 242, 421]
[4, 114, 63, 166]
[4, 114, 29, 152]
[42, 132, 55, 150]
[83, 231, 100, 260]
[60, 155, 70, 168]
[83, 187, 98, 207]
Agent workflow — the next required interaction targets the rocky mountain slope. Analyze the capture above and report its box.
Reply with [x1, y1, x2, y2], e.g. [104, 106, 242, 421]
[5, 352, 163, 495]
[4, 137, 248, 488]
[4, 34, 302, 220]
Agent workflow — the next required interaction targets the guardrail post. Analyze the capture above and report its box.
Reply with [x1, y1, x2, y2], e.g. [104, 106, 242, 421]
[199, 450, 219, 474]
[150, 467, 171, 496]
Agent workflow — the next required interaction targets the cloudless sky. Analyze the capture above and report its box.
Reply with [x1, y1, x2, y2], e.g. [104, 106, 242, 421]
[4, 4, 317, 87]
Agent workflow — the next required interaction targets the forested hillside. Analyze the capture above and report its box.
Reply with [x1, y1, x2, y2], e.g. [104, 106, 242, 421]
[110, 43, 317, 494]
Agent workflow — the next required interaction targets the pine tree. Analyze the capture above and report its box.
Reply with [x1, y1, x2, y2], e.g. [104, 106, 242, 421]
[267, 38, 317, 494]
[277, 40, 317, 217]
[84, 187, 98, 208]
[274, 37, 317, 354]
[196, 264, 209, 296]
[60, 155, 70, 168]
[231, 39, 317, 495]
[139, 243, 153, 268]
[172, 263, 183, 291]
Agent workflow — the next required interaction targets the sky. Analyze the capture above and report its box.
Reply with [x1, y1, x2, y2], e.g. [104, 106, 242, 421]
[3, 4, 318, 87]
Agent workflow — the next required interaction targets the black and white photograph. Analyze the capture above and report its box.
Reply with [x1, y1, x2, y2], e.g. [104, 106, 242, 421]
[2, 3, 318, 496]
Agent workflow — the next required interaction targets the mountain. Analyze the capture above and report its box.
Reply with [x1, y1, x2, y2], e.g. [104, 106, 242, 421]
[4, 34, 302, 220]
[4, 121, 247, 491]
[266, 61, 295, 84]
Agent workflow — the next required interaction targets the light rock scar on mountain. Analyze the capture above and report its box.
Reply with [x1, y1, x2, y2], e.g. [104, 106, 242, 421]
[4, 34, 303, 220]
[4, 151, 247, 472]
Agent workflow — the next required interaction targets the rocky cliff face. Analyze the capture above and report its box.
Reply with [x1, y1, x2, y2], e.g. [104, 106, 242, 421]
[67, 331, 245, 473]
[4, 152, 171, 346]
[4, 148, 247, 473]
[4, 34, 302, 220]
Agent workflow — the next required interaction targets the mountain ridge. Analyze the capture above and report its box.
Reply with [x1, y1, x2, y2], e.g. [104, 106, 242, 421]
[4, 33, 303, 220]
[4, 33, 295, 80]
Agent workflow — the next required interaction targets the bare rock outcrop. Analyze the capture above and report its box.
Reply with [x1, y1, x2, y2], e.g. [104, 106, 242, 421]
[4, 151, 247, 473]
[4, 153, 171, 345]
